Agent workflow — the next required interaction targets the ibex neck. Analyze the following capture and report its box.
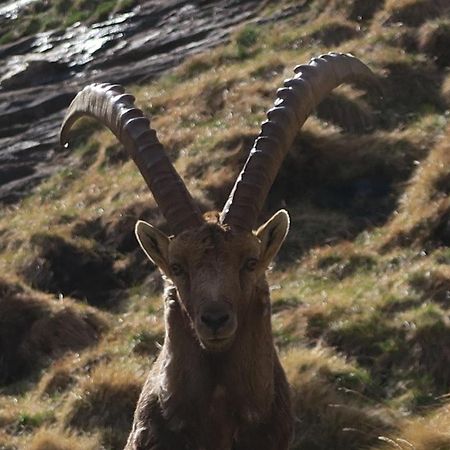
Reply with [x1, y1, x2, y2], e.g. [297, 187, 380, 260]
[157, 283, 275, 423]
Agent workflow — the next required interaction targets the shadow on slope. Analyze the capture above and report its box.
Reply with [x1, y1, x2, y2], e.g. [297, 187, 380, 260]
[381, 124, 450, 251]
[267, 129, 423, 262]
[0, 279, 105, 387]
[19, 234, 124, 308]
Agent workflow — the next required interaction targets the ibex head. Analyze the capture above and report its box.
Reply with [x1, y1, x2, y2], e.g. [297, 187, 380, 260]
[135, 211, 288, 351]
[60, 53, 375, 352]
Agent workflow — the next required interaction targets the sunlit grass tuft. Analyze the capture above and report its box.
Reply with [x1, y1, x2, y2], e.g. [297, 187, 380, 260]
[63, 361, 144, 449]
[28, 428, 101, 450]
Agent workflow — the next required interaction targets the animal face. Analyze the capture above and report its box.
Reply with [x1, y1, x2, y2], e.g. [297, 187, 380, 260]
[135, 210, 289, 352]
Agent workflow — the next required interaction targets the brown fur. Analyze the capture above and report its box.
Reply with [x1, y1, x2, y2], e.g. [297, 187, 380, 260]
[126, 217, 293, 449]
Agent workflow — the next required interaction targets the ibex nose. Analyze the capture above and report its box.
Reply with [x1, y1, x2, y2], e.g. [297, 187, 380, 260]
[201, 310, 230, 333]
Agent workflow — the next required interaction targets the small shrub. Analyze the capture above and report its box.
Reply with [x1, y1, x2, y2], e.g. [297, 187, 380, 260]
[234, 25, 260, 59]
[236, 25, 259, 49]
[15, 411, 55, 433]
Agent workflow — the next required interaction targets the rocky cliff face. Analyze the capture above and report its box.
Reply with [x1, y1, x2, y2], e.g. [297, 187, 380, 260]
[0, 0, 267, 204]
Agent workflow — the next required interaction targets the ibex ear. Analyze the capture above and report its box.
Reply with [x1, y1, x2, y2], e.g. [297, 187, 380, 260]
[256, 210, 290, 268]
[135, 220, 170, 275]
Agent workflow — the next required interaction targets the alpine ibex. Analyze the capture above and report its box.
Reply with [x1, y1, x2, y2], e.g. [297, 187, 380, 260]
[60, 53, 375, 450]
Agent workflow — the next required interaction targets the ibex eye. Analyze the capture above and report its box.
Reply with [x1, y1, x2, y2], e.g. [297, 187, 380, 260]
[170, 264, 184, 276]
[244, 258, 258, 271]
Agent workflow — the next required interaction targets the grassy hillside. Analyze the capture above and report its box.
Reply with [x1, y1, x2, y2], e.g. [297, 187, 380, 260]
[1, 0, 449, 449]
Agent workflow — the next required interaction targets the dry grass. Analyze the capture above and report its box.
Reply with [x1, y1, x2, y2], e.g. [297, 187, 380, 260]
[370, 403, 450, 450]
[38, 360, 76, 397]
[0, 280, 105, 384]
[62, 362, 144, 449]
[284, 346, 394, 450]
[0, 0, 449, 448]
[27, 428, 101, 450]
[382, 124, 450, 249]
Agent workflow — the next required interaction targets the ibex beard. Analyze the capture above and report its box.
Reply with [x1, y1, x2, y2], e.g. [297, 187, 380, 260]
[60, 52, 376, 449]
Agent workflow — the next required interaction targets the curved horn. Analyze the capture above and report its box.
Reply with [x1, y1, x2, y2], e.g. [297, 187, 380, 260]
[220, 53, 377, 231]
[60, 83, 204, 235]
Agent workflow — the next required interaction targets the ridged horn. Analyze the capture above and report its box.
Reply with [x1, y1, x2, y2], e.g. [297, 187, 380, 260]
[60, 83, 204, 235]
[220, 53, 377, 231]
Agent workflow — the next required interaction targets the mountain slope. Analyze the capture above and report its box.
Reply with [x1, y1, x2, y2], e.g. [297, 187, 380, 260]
[0, 0, 449, 449]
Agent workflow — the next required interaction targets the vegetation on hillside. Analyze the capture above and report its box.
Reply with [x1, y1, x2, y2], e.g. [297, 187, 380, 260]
[0, 0, 449, 449]
[0, 0, 138, 45]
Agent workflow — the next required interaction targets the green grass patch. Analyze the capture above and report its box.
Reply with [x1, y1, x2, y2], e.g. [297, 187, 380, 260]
[15, 410, 55, 433]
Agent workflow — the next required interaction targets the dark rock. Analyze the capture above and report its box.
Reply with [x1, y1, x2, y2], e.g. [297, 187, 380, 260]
[0, 35, 36, 59]
[0, 0, 267, 204]
[0, 92, 75, 128]
[0, 59, 69, 90]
